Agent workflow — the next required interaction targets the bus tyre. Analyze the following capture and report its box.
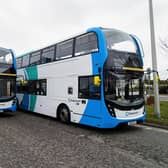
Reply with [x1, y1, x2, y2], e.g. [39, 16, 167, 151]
[58, 105, 70, 123]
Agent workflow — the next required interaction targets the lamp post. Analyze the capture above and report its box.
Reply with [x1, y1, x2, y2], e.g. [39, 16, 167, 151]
[148, 0, 160, 118]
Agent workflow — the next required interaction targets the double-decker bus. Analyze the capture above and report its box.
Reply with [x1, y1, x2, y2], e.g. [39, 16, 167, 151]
[0, 47, 17, 113]
[16, 27, 145, 128]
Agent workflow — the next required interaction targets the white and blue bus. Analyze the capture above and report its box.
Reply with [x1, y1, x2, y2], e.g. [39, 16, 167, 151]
[0, 47, 17, 113]
[16, 27, 145, 128]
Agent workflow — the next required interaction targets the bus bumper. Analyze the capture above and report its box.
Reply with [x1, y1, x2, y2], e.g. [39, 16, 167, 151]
[100, 113, 146, 128]
[0, 102, 17, 113]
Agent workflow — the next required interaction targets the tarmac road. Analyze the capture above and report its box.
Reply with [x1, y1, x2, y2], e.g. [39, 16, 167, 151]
[0, 111, 168, 168]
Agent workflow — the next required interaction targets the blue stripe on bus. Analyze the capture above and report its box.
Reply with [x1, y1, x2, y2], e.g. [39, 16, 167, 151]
[20, 94, 29, 110]
[10, 49, 17, 70]
[130, 35, 144, 66]
[24, 69, 28, 80]
[87, 27, 108, 74]
[79, 100, 102, 127]
[79, 28, 109, 127]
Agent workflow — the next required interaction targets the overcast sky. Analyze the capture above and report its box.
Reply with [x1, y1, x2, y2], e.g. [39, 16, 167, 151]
[0, 0, 168, 79]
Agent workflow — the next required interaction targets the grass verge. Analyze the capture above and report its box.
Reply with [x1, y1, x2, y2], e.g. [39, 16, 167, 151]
[146, 101, 168, 126]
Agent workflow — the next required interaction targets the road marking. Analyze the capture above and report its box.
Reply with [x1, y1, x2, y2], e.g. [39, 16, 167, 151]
[135, 124, 168, 134]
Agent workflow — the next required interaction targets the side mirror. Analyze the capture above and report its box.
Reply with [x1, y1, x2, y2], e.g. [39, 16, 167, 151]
[17, 75, 25, 86]
[20, 78, 25, 85]
[94, 76, 101, 87]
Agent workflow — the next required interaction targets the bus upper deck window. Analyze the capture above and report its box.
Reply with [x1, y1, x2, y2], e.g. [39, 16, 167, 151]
[75, 33, 98, 56]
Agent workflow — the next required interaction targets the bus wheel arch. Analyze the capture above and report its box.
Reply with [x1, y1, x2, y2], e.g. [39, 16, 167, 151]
[57, 104, 70, 123]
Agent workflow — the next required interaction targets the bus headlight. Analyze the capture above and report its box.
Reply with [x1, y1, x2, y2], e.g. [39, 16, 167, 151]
[12, 98, 17, 105]
[107, 104, 116, 117]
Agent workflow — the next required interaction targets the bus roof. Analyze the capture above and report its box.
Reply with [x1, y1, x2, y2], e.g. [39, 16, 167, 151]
[17, 50, 34, 58]
[16, 27, 104, 58]
[16, 27, 131, 58]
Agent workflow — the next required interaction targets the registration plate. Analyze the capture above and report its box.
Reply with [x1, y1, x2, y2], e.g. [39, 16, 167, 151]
[128, 121, 137, 125]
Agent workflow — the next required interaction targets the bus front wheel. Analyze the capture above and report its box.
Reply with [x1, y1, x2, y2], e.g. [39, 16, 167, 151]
[57, 105, 70, 123]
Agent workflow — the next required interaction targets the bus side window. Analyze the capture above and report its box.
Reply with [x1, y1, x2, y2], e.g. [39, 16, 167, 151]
[16, 57, 22, 68]
[30, 51, 41, 66]
[41, 46, 55, 64]
[28, 80, 37, 95]
[17, 80, 29, 93]
[56, 39, 73, 60]
[22, 54, 30, 67]
[40, 79, 47, 96]
[78, 76, 100, 99]
[17, 79, 47, 96]
[75, 32, 98, 56]
[35, 81, 41, 95]
[78, 77, 89, 98]
[34, 80, 47, 96]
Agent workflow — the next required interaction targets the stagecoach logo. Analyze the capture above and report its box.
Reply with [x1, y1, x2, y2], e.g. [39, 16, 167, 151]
[125, 111, 139, 116]
[68, 98, 81, 103]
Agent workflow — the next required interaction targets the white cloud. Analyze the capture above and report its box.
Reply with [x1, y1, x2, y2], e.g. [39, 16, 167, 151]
[0, 0, 167, 79]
